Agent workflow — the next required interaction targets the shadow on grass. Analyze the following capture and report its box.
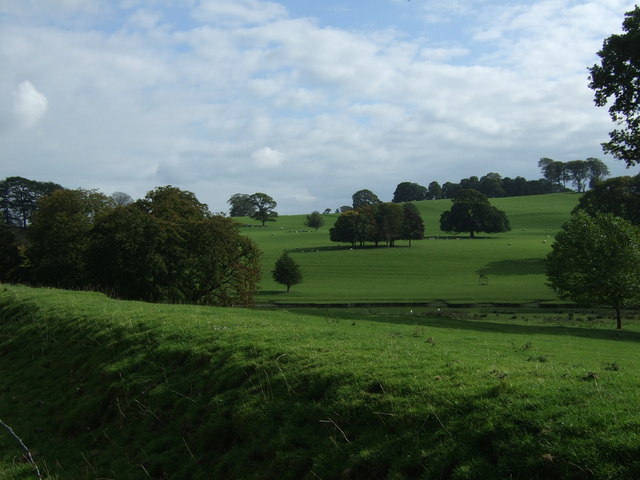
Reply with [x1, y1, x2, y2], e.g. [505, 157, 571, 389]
[479, 258, 546, 276]
[297, 309, 640, 343]
[287, 245, 410, 253]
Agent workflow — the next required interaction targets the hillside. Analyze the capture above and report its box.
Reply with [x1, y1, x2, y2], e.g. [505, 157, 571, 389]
[1, 285, 639, 479]
[238, 193, 580, 304]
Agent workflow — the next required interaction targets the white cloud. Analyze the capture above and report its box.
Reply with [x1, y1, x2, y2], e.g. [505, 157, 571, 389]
[13, 81, 48, 129]
[193, 0, 288, 26]
[252, 147, 285, 168]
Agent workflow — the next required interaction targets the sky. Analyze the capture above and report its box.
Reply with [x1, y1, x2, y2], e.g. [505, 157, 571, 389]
[1, 0, 639, 214]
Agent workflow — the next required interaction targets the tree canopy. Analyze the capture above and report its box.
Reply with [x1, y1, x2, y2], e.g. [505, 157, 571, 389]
[589, 6, 640, 167]
[352, 189, 381, 209]
[392, 182, 426, 203]
[439, 189, 510, 238]
[546, 211, 640, 329]
[0, 176, 63, 227]
[228, 193, 257, 217]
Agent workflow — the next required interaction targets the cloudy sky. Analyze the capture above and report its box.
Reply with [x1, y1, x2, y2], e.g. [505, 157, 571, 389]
[1, 0, 638, 214]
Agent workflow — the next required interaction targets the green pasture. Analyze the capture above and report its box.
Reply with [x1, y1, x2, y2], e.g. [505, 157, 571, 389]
[1, 285, 639, 479]
[236, 193, 580, 304]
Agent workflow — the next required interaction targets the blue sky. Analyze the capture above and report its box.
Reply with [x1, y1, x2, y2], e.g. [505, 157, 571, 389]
[1, 0, 638, 214]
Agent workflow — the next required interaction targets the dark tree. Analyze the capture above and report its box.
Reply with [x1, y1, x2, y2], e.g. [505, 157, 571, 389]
[228, 193, 257, 217]
[375, 203, 404, 247]
[0, 222, 21, 282]
[304, 211, 325, 231]
[402, 203, 425, 246]
[330, 210, 369, 247]
[478, 173, 505, 198]
[589, 6, 640, 167]
[272, 251, 302, 292]
[27, 189, 113, 288]
[0, 176, 63, 227]
[573, 175, 640, 225]
[586, 157, 610, 188]
[352, 189, 381, 209]
[250, 193, 278, 226]
[427, 181, 443, 200]
[439, 189, 510, 238]
[392, 182, 426, 203]
[565, 160, 591, 192]
[323, 208, 332, 214]
[86, 187, 261, 306]
[546, 211, 640, 329]
[538, 158, 567, 191]
[441, 182, 461, 199]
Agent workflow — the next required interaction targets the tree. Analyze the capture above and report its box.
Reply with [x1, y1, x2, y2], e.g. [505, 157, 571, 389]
[249, 193, 278, 226]
[0, 222, 21, 282]
[304, 211, 325, 231]
[546, 211, 640, 329]
[27, 188, 112, 288]
[402, 203, 425, 246]
[0, 176, 63, 227]
[573, 175, 640, 225]
[323, 208, 332, 214]
[86, 187, 262, 306]
[392, 182, 426, 203]
[586, 157, 610, 188]
[427, 181, 442, 200]
[330, 210, 369, 247]
[589, 6, 640, 167]
[228, 193, 256, 217]
[478, 173, 505, 198]
[272, 251, 302, 292]
[564, 160, 590, 192]
[352, 189, 381, 209]
[110, 192, 133, 206]
[439, 189, 510, 238]
[375, 203, 404, 247]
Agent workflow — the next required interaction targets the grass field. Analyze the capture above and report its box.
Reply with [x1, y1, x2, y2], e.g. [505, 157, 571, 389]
[237, 193, 580, 304]
[1, 285, 639, 479]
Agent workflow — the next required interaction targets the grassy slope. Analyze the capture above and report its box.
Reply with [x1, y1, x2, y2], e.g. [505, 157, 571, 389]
[239, 194, 579, 304]
[2, 285, 640, 479]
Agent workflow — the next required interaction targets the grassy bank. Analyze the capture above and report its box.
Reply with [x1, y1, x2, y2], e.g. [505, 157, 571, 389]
[238, 193, 579, 304]
[1, 285, 640, 479]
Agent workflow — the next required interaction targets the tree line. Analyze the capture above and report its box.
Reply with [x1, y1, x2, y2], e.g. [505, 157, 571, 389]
[1, 182, 262, 306]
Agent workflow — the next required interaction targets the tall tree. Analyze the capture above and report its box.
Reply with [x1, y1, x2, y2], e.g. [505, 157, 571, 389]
[330, 210, 369, 247]
[352, 189, 381, 209]
[375, 203, 404, 247]
[427, 181, 443, 200]
[546, 211, 640, 329]
[538, 158, 566, 191]
[565, 160, 590, 192]
[249, 193, 278, 226]
[439, 189, 510, 238]
[304, 211, 325, 231]
[392, 182, 426, 203]
[110, 192, 133, 206]
[589, 6, 640, 167]
[227, 193, 257, 217]
[272, 251, 302, 292]
[402, 203, 425, 246]
[586, 157, 610, 188]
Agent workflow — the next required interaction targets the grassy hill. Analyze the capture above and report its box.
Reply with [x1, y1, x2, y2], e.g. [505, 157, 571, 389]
[237, 193, 580, 304]
[1, 285, 639, 479]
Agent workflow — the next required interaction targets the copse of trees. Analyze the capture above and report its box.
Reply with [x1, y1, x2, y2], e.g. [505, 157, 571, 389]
[538, 157, 610, 192]
[22, 185, 261, 306]
[227, 192, 278, 226]
[330, 202, 425, 248]
[439, 189, 511, 238]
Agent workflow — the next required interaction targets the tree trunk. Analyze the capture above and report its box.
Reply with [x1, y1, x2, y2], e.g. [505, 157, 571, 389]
[615, 306, 622, 329]
[286, 284, 291, 293]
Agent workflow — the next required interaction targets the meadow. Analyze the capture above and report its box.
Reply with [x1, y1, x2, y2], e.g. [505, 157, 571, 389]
[239, 193, 579, 304]
[1, 285, 640, 479]
[2, 192, 639, 479]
